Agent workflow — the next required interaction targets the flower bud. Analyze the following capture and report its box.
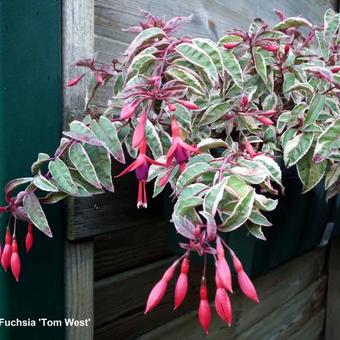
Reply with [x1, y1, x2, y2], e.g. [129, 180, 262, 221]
[232, 253, 259, 303]
[1, 229, 12, 272]
[198, 277, 211, 335]
[145, 260, 178, 314]
[120, 100, 140, 120]
[10, 238, 21, 282]
[132, 111, 147, 148]
[167, 103, 177, 112]
[175, 99, 200, 110]
[240, 95, 249, 109]
[245, 142, 257, 158]
[66, 74, 85, 87]
[25, 223, 34, 253]
[223, 42, 240, 49]
[284, 44, 290, 55]
[216, 258, 233, 293]
[256, 116, 274, 125]
[261, 44, 280, 52]
[174, 257, 190, 310]
[215, 288, 232, 326]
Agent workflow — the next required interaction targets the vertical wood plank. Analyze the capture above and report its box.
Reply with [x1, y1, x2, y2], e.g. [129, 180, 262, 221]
[62, 0, 94, 339]
[65, 241, 94, 340]
[326, 235, 340, 340]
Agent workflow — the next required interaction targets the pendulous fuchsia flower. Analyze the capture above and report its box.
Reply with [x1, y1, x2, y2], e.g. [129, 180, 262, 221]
[10, 237, 21, 282]
[25, 223, 34, 253]
[231, 251, 259, 303]
[198, 276, 211, 335]
[145, 259, 179, 314]
[216, 237, 233, 293]
[174, 254, 190, 310]
[166, 117, 198, 170]
[115, 138, 164, 208]
[120, 99, 142, 120]
[215, 271, 232, 327]
[1, 228, 12, 272]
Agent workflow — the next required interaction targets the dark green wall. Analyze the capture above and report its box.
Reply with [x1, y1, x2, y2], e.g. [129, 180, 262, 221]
[0, 1, 64, 339]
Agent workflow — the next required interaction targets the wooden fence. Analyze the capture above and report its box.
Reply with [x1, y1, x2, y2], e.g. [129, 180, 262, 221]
[62, 0, 339, 339]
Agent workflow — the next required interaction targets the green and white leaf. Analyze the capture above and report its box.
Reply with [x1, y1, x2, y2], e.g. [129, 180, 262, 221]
[69, 143, 101, 189]
[23, 193, 52, 237]
[33, 175, 59, 192]
[49, 158, 79, 195]
[284, 132, 314, 167]
[297, 148, 327, 193]
[220, 189, 255, 231]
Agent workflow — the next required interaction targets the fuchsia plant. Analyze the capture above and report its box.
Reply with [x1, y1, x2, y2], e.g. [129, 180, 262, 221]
[1, 8, 340, 333]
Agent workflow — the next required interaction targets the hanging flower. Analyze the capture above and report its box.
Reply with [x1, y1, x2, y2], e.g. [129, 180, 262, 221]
[115, 138, 164, 208]
[166, 117, 198, 170]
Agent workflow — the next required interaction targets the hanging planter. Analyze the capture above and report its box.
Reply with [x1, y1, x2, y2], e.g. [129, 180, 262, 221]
[0, 8, 339, 335]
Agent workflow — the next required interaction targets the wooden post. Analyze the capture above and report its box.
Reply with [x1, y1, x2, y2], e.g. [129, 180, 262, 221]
[62, 0, 94, 339]
[326, 235, 340, 340]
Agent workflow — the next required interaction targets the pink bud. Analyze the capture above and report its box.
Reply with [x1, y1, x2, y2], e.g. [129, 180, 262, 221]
[167, 103, 177, 112]
[261, 44, 280, 52]
[96, 72, 104, 85]
[1, 230, 12, 272]
[245, 142, 257, 158]
[174, 274, 188, 310]
[144, 279, 167, 314]
[262, 110, 277, 116]
[256, 116, 274, 125]
[10, 239, 20, 282]
[175, 99, 200, 110]
[240, 96, 249, 109]
[66, 74, 85, 87]
[198, 277, 211, 335]
[284, 44, 290, 55]
[174, 257, 190, 309]
[132, 111, 147, 148]
[232, 254, 259, 303]
[223, 42, 240, 49]
[25, 223, 34, 253]
[120, 100, 140, 120]
[145, 261, 178, 314]
[331, 66, 340, 73]
[217, 258, 233, 293]
[215, 288, 232, 326]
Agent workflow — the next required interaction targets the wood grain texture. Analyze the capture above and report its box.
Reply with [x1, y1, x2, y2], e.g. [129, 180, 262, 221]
[66, 172, 164, 240]
[62, 1, 94, 339]
[94, 256, 216, 339]
[65, 240, 94, 340]
[138, 247, 326, 339]
[326, 236, 340, 340]
[237, 276, 326, 339]
[291, 308, 325, 340]
[94, 220, 171, 280]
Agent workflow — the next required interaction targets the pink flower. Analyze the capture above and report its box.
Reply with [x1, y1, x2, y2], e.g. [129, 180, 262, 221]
[174, 255, 190, 309]
[198, 277, 211, 335]
[1, 229, 12, 272]
[256, 116, 274, 125]
[132, 111, 148, 148]
[260, 43, 280, 52]
[66, 74, 86, 87]
[175, 99, 200, 110]
[10, 238, 20, 282]
[145, 260, 178, 314]
[224, 42, 240, 49]
[120, 100, 141, 120]
[116, 138, 164, 208]
[216, 238, 233, 292]
[166, 117, 197, 168]
[25, 223, 33, 253]
[232, 253, 259, 303]
[215, 273, 232, 326]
